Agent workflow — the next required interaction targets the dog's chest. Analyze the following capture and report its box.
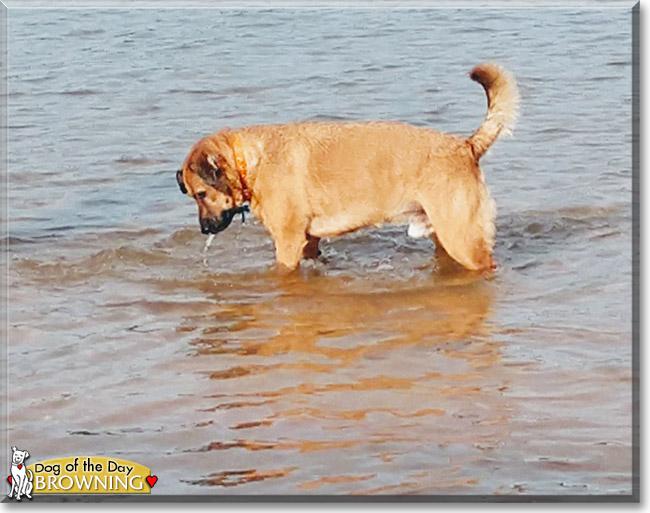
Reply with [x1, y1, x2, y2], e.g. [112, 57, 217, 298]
[12, 466, 26, 478]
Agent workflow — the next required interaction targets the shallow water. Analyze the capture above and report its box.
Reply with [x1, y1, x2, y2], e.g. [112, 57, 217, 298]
[7, 8, 633, 495]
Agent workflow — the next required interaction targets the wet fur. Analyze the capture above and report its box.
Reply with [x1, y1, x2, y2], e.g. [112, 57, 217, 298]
[178, 62, 519, 271]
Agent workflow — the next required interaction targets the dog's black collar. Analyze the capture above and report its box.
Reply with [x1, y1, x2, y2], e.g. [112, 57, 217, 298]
[236, 204, 249, 223]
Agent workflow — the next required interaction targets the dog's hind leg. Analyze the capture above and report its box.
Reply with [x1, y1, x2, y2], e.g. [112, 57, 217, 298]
[432, 233, 465, 273]
[419, 189, 496, 272]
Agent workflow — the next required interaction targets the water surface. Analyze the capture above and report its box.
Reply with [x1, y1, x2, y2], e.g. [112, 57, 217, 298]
[7, 8, 633, 495]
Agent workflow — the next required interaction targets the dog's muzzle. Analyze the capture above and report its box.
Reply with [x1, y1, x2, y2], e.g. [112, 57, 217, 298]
[200, 210, 236, 234]
[199, 206, 249, 234]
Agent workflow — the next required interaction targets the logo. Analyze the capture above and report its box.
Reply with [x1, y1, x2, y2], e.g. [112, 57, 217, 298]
[8, 446, 33, 501]
[7, 448, 157, 498]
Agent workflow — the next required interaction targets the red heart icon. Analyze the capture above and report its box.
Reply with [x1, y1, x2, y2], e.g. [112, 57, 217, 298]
[146, 475, 158, 488]
[7, 476, 11, 485]
[17, 465, 22, 470]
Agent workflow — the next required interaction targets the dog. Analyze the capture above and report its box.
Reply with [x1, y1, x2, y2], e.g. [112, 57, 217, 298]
[177, 62, 519, 272]
[8, 446, 33, 500]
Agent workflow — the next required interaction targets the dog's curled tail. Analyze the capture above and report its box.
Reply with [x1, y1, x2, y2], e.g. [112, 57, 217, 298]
[467, 62, 520, 160]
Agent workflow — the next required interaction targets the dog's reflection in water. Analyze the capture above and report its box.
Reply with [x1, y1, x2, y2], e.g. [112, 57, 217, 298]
[188, 263, 497, 368]
[183, 267, 513, 493]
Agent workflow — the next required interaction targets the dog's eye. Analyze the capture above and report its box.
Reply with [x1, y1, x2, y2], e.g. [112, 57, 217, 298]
[195, 191, 206, 200]
[176, 170, 187, 194]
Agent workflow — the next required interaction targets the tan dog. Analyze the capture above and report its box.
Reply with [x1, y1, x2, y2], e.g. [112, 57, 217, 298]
[177, 62, 519, 271]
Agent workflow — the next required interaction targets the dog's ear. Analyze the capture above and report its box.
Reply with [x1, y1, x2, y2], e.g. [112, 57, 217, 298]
[176, 170, 187, 195]
[11, 446, 16, 452]
[202, 155, 224, 185]
[206, 154, 221, 172]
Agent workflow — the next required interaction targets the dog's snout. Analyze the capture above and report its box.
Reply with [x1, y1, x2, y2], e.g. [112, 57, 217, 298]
[200, 217, 214, 234]
[200, 210, 236, 235]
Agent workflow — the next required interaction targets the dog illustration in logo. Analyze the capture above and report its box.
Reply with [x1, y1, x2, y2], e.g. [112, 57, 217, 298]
[8, 446, 33, 500]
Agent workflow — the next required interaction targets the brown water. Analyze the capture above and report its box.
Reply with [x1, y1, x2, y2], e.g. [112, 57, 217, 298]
[7, 8, 633, 496]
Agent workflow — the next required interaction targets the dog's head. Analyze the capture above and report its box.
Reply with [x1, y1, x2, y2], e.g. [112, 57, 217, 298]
[11, 447, 29, 465]
[177, 129, 250, 235]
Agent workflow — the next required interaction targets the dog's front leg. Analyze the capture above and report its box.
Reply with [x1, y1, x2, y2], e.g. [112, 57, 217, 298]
[253, 163, 310, 270]
[15, 478, 22, 500]
[266, 211, 309, 271]
[274, 230, 308, 271]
